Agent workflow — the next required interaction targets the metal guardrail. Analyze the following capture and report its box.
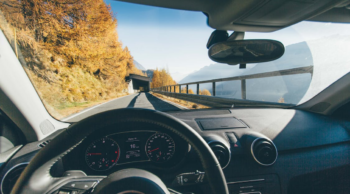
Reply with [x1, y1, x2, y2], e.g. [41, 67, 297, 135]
[150, 66, 313, 108]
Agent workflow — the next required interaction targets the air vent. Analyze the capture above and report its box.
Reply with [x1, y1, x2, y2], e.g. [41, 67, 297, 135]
[1, 163, 28, 194]
[251, 138, 278, 166]
[208, 142, 231, 169]
[38, 140, 51, 148]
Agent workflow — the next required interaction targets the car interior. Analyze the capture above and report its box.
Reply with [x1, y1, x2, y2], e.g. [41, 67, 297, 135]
[1, 0, 350, 194]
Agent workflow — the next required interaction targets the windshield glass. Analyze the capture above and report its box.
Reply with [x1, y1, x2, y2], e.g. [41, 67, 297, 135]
[1, 0, 350, 121]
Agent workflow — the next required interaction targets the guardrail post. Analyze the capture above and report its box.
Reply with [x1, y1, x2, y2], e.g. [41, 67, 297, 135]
[196, 84, 199, 95]
[186, 85, 188, 94]
[212, 82, 216, 96]
[241, 79, 246, 99]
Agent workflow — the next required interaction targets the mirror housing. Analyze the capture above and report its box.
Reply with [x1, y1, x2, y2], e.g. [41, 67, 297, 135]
[208, 40, 285, 65]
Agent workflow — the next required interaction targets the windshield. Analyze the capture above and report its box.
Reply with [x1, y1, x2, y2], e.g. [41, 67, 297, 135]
[1, 0, 350, 121]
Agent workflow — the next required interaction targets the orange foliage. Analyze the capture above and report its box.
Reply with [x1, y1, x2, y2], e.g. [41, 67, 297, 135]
[200, 89, 212, 96]
[18, 0, 137, 79]
[151, 68, 177, 88]
[0, 0, 143, 118]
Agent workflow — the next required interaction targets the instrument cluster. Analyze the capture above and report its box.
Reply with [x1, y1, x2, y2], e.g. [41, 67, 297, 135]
[80, 131, 186, 172]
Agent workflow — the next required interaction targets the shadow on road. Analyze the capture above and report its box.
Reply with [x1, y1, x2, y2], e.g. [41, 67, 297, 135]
[127, 93, 141, 108]
[145, 93, 182, 111]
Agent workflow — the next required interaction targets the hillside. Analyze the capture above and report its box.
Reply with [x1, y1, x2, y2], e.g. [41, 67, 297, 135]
[0, 0, 144, 118]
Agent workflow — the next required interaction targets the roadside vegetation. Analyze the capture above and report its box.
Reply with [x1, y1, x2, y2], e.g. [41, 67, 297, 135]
[151, 69, 211, 108]
[151, 68, 212, 96]
[151, 68, 177, 89]
[0, 0, 144, 119]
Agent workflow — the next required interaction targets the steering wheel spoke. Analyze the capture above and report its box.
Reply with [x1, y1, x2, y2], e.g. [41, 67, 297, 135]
[47, 175, 105, 194]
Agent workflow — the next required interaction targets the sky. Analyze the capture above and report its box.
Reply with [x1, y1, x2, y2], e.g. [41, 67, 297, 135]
[105, 0, 350, 81]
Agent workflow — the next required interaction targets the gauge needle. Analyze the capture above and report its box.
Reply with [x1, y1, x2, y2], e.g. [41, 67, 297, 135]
[88, 153, 102, 155]
[148, 148, 159, 153]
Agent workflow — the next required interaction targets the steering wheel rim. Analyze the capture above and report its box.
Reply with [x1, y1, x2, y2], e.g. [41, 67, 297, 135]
[12, 108, 229, 194]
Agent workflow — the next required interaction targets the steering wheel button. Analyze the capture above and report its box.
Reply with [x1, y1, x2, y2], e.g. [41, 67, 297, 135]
[75, 181, 97, 190]
[58, 191, 70, 194]
[63, 181, 97, 190]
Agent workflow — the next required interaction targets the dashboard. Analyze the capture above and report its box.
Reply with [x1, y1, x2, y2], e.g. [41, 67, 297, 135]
[64, 130, 190, 175]
[2, 108, 350, 194]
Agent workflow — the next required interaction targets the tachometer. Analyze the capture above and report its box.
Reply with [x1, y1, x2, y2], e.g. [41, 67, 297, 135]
[146, 133, 175, 162]
[85, 137, 120, 171]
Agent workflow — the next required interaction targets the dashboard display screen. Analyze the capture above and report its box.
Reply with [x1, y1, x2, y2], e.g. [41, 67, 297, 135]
[125, 137, 141, 160]
[106, 132, 153, 164]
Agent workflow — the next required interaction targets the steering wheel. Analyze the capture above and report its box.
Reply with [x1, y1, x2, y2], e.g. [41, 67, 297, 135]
[12, 108, 229, 194]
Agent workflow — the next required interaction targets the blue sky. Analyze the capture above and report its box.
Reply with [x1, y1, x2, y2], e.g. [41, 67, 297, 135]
[105, 0, 213, 80]
[105, 0, 350, 81]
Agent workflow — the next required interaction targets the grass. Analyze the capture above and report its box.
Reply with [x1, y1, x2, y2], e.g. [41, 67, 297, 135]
[53, 100, 105, 120]
[56, 101, 91, 110]
[51, 92, 128, 119]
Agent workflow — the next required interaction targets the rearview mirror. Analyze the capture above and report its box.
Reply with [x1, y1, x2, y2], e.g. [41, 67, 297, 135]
[208, 40, 285, 65]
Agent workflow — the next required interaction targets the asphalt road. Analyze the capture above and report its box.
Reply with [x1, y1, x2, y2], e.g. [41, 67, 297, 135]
[63, 92, 184, 122]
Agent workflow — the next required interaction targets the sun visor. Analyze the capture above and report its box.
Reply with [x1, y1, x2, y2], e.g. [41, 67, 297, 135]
[307, 7, 350, 23]
[206, 0, 349, 32]
[120, 0, 349, 32]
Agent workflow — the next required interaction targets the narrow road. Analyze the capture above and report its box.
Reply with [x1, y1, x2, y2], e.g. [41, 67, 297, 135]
[63, 92, 184, 122]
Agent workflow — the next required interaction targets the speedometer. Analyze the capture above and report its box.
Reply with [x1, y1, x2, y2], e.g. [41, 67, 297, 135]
[146, 133, 175, 162]
[85, 137, 120, 171]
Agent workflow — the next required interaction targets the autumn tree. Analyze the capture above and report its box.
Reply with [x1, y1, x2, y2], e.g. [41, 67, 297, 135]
[151, 68, 176, 88]
[278, 97, 285, 103]
[200, 89, 212, 96]
[151, 69, 161, 88]
[0, 0, 144, 118]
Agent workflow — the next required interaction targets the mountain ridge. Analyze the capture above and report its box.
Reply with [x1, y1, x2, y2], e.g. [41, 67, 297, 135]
[133, 60, 146, 71]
